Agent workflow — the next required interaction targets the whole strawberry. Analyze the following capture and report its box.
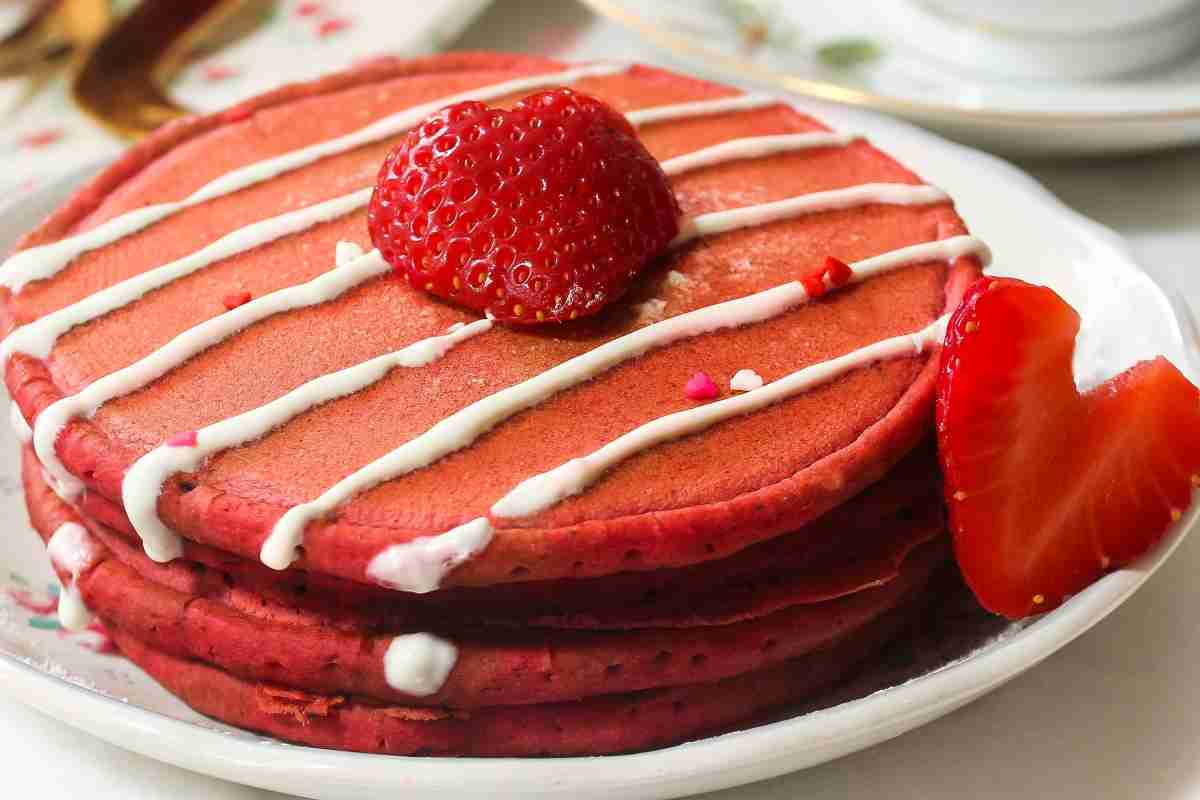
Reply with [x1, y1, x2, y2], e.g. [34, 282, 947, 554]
[368, 88, 680, 324]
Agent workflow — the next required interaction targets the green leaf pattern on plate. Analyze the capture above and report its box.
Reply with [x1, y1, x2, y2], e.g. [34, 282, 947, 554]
[816, 37, 883, 69]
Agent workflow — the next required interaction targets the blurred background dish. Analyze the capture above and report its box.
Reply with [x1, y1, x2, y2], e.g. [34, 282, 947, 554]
[0, 0, 494, 198]
[581, 0, 1200, 157]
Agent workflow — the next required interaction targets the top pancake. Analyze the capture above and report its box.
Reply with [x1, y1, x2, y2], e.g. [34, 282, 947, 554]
[2, 52, 980, 588]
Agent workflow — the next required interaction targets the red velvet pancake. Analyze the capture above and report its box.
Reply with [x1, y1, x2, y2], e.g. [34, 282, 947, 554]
[23, 445, 944, 708]
[3, 52, 982, 589]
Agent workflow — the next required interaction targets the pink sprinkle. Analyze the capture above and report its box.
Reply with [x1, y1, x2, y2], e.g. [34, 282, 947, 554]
[7, 590, 57, 615]
[317, 17, 350, 37]
[684, 372, 719, 401]
[202, 63, 238, 82]
[19, 128, 64, 149]
[166, 430, 198, 448]
[223, 291, 252, 309]
[295, 1, 323, 15]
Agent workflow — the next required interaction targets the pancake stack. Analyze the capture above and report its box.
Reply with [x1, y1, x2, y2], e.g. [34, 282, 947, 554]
[2, 53, 986, 756]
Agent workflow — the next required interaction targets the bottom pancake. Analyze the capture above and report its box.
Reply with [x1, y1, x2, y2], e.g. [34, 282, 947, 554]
[108, 584, 931, 757]
[23, 445, 945, 709]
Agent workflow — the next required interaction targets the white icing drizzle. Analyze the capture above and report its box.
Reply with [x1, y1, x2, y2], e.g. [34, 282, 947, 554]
[34, 248, 392, 514]
[660, 132, 861, 177]
[1, 189, 374, 362]
[123, 319, 492, 564]
[335, 240, 365, 265]
[9, 401, 31, 444]
[672, 183, 951, 248]
[730, 369, 764, 392]
[265, 235, 988, 574]
[492, 316, 950, 518]
[0, 62, 628, 293]
[625, 92, 777, 128]
[46, 522, 100, 631]
[363, 518, 495, 593]
[383, 632, 458, 696]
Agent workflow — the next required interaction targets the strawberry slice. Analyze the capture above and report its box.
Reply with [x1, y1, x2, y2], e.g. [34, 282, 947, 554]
[937, 277, 1200, 619]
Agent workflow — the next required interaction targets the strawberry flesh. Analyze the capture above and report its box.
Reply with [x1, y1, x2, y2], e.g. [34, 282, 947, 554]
[937, 277, 1200, 619]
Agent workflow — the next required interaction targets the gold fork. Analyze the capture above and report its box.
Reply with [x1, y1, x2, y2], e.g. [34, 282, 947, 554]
[0, 0, 109, 115]
[70, 0, 260, 140]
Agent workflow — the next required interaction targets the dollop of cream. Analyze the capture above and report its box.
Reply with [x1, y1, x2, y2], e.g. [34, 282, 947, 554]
[383, 633, 458, 696]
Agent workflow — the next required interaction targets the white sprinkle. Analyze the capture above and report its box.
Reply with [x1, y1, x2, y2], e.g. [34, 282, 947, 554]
[730, 369, 764, 392]
[335, 240, 365, 266]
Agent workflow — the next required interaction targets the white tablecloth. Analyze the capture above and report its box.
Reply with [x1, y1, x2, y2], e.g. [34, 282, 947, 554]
[4, 1, 1200, 797]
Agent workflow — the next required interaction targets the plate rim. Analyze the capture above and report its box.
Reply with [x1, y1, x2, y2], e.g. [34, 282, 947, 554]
[0, 100, 1195, 800]
[580, 0, 1200, 125]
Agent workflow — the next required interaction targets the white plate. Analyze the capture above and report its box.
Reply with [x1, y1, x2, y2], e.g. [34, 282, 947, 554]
[582, 0, 1200, 157]
[0, 98, 1196, 800]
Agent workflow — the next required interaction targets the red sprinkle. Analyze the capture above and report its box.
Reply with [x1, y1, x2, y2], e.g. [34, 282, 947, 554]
[317, 17, 350, 37]
[801, 256, 854, 298]
[222, 105, 253, 124]
[223, 291, 252, 310]
[295, 1, 323, 15]
[166, 430, 198, 448]
[7, 590, 58, 615]
[684, 372, 719, 401]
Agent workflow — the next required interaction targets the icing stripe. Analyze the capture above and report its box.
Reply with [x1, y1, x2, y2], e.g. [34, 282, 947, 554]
[492, 317, 949, 518]
[122, 319, 492, 563]
[260, 235, 988, 572]
[0, 62, 628, 293]
[660, 132, 861, 177]
[383, 633, 458, 696]
[33, 249, 392, 508]
[46, 522, 100, 631]
[1, 189, 374, 362]
[626, 93, 777, 128]
[672, 183, 950, 248]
